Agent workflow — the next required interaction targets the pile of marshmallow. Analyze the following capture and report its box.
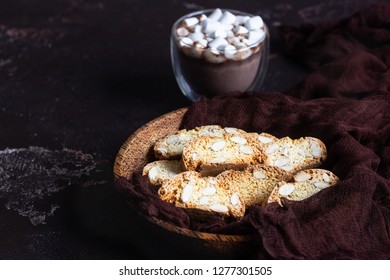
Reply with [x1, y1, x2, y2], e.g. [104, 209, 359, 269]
[175, 8, 266, 63]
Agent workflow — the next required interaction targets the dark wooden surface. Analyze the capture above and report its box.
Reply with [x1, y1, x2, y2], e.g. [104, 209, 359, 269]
[0, 0, 379, 259]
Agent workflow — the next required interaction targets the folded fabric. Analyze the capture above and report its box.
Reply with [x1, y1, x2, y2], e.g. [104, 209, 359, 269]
[116, 3, 390, 259]
[280, 3, 390, 99]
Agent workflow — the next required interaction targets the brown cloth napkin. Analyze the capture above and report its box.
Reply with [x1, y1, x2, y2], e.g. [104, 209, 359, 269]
[280, 3, 390, 99]
[116, 3, 390, 259]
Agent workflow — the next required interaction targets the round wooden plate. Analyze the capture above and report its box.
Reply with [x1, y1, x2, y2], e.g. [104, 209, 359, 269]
[113, 107, 253, 244]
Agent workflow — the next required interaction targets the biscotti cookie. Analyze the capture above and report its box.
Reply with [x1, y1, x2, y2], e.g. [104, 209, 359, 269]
[154, 125, 246, 159]
[218, 165, 292, 207]
[142, 160, 182, 186]
[182, 133, 265, 176]
[158, 171, 245, 220]
[267, 169, 339, 206]
[262, 137, 327, 173]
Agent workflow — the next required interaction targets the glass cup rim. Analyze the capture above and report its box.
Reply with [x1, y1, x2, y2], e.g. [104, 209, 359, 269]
[172, 8, 268, 51]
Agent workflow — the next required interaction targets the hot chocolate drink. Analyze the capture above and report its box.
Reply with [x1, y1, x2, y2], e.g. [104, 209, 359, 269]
[171, 8, 269, 101]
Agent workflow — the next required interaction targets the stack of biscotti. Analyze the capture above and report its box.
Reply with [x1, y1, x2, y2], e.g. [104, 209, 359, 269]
[157, 166, 338, 220]
[142, 125, 339, 220]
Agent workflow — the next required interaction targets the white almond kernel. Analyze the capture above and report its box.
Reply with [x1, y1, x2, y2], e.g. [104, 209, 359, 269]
[239, 145, 253, 155]
[258, 135, 274, 144]
[322, 173, 331, 183]
[266, 143, 279, 154]
[297, 148, 307, 156]
[281, 147, 289, 155]
[281, 165, 294, 171]
[198, 196, 209, 205]
[274, 157, 290, 167]
[181, 184, 194, 203]
[208, 178, 217, 185]
[202, 186, 217, 196]
[224, 127, 239, 134]
[166, 135, 180, 144]
[211, 140, 226, 151]
[209, 204, 229, 213]
[210, 157, 226, 163]
[230, 193, 240, 206]
[230, 136, 247, 145]
[199, 130, 210, 136]
[148, 167, 159, 180]
[253, 170, 266, 179]
[311, 142, 322, 157]
[294, 172, 312, 182]
[278, 184, 295, 197]
[314, 181, 330, 189]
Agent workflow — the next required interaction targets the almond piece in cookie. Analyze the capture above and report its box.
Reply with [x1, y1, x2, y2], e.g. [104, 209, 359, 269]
[267, 169, 339, 206]
[262, 137, 327, 173]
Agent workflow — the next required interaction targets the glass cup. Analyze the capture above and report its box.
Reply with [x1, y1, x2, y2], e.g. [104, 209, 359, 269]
[171, 9, 269, 102]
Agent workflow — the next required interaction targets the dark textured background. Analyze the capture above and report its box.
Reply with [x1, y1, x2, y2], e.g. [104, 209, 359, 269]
[0, 0, 382, 259]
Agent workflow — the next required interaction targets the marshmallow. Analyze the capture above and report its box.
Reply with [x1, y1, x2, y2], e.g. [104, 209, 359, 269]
[226, 30, 235, 38]
[184, 17, 199, 27]
[222, 24, 234, 31]
[199, 14, 208, 21]
[245, 30, 266, 46]
[212, 28, 227, 39]
[193, 24, 202, 33]
[227, 36, 240, 45]
[234, 42, 247, 49]
[234, 25, 249, 35]
[176, 27, 189, 37]
[189, 32, 204, 42]
[198, 39, 208, 48]
[235, 15, 250, 25]
[219, 11, 236, 25]
[211, 48, 220, 55]
[179, 37, 193, 47]
[208, 37, 228, 49]
[223, 44, 237, 60]
[245, 16, 264, 30]
[208, 8, 223, 21]
[201, 19, 221, 34]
